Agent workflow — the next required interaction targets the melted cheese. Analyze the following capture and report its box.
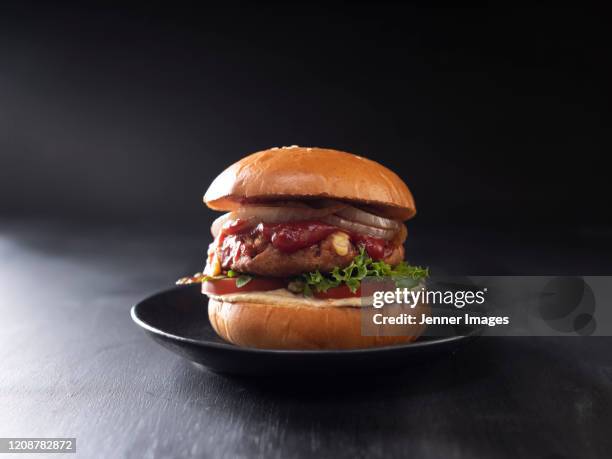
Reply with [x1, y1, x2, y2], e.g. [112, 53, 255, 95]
[207, 288, 369, 308]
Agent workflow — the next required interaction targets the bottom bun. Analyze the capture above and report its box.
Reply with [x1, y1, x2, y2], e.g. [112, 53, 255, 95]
[208, 298, 429, 350]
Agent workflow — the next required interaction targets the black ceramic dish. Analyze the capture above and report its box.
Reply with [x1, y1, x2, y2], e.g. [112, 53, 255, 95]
[131, 284, 482, 375]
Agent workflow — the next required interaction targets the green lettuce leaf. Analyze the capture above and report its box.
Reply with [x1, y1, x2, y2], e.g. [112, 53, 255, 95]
[293, 246, 429, 296]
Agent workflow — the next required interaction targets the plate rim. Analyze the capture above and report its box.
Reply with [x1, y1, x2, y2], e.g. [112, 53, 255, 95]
[131, 285, 482, 356]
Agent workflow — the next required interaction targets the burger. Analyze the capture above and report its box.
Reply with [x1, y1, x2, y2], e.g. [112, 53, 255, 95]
[178, 146, 429, 349]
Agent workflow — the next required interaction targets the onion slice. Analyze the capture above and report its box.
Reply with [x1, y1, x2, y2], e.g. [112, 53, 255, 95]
[335, 205, 400, 230]
[321, 215, 397, 240]
[211, 212, 233, 238]
[211, 201, 404, 242]
[233, 203, 346, 224]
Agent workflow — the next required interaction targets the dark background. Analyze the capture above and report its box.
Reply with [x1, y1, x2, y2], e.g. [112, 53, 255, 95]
[2, 5, 612, 458]
[1, 4, 610, 230]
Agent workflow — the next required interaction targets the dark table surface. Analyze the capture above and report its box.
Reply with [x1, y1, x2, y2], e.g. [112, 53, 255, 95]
[2, 219, 612, 459]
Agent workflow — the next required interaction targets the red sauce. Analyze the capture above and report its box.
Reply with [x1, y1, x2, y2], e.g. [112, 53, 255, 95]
[216, 219, 396, 261]
[223, 218, 252, 235]
[259, 221, 339, 253]
[351, 233, 393, 260]
[211, 218, 254, 269]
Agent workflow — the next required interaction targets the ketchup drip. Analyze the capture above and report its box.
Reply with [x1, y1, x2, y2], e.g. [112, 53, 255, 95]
[260, 221, 338, 253]
[351, 233, 393, 260]
[212, 218, 256, 269]
[223, 218, 252, 235]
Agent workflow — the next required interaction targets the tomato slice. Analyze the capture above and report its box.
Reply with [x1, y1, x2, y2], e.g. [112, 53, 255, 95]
[313, 285, 361, 299]
[202, 277, 285, 295]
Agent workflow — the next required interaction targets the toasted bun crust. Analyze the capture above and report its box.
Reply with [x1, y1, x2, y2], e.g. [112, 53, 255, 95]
[204, 146, 416, 220]
[208, 298, 428, 350]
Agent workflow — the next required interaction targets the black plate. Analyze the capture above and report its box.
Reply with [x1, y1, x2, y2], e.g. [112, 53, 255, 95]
[131, 284, 482, 375]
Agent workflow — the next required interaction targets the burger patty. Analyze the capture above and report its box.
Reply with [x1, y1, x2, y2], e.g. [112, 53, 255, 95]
[216, 232, 404, 277]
